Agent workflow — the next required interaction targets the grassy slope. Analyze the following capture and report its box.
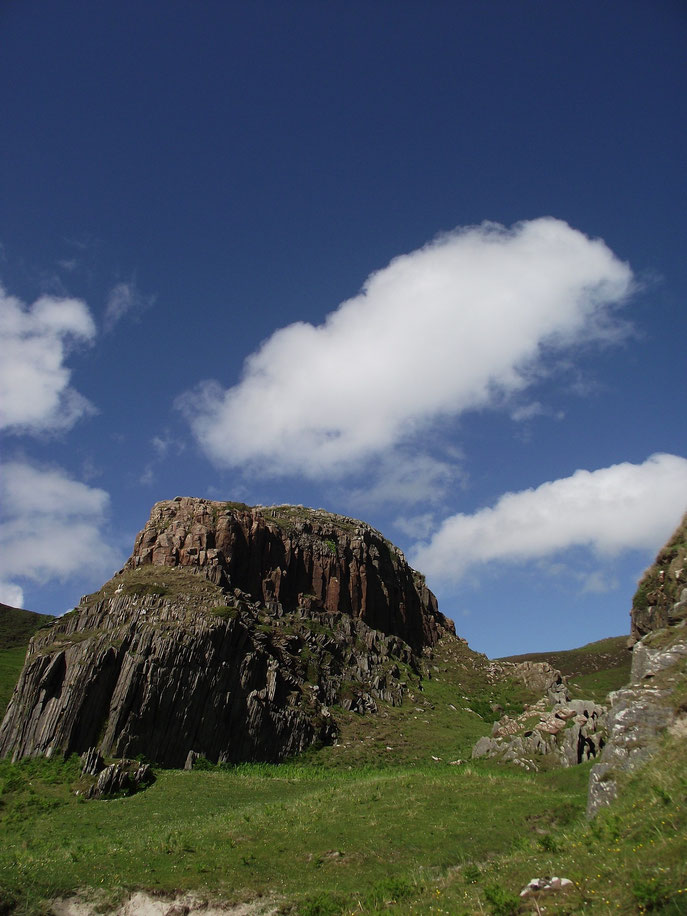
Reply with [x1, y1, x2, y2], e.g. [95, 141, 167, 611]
[500, 635, 632, 703]
[0, 757, 588, 914]
[303, 637, 538, 769]
[0, 631, 632, 915]
[2, 741, 684, 915]
[5, 607, 679, 914]
[0, 605, 54, 651]
[0, 605, 55, 717]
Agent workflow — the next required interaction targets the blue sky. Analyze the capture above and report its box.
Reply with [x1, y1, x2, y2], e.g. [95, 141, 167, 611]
[1, 1, 686, 657]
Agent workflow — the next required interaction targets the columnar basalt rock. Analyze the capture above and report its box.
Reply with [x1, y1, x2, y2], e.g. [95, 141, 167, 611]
[127, 498, 452, 650]
[0, 500, 453, 767]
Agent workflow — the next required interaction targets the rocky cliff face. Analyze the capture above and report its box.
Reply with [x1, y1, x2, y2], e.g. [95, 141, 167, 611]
[630, 512, 687, 642]
[127, 498, 451, 650]
[0, 500, 452, 767]
[586, 625, 687, 817]
[587, 510, 687, 817]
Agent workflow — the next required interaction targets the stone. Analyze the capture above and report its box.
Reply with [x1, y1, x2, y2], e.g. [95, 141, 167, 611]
[520, 877, 573, 897]
[126, 498, 453, 651]
[80, 746, 104, 776]
[184, 750, 200, 771]
[630, 512, 687, 641]
[87, 760, 155, 799]
[471, 680, 606, 769]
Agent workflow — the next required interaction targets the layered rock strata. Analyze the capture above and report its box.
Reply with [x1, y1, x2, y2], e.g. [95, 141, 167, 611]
[1, 500, 450, 766]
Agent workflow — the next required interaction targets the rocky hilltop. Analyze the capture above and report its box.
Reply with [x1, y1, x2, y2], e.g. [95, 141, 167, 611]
[0, 499, 453, 767]
[128, 498, 450, 649]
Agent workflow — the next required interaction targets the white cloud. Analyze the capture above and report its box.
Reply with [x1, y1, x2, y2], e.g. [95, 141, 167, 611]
[411, 453, 687, 582]
[0, 580, 25, 609]
[580, 570, 620, 595]
[139, 432, 186, 486]
[510, 401, 549, 422]
[0, 285, 96, 434]
[393, 512, 438, 540]
[104, 280, 153, 331]
[0, 461, 122, 598]
[179, 218, 633, 478]
[345, 451, 460, 511]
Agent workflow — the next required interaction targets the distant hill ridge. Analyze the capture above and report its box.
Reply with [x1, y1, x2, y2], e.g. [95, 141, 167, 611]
[0, 603, 55, 651]
[499, 635, 630, 682]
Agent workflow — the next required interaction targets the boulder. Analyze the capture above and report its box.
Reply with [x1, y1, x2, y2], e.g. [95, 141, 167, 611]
[87, 760, 155, 799]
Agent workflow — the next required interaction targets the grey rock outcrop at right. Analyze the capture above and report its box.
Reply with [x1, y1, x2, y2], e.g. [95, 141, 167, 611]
[587, 510, 687, 816]
[630, 512, 687, 642]
[587, 625, 687, 817]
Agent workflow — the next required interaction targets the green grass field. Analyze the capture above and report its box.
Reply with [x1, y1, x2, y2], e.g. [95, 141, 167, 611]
[0, 755, 588, 914]
[3, 615, 681, 914]
[1, 739, 685, 915]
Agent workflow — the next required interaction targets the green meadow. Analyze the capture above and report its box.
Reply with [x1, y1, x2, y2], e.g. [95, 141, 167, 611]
[1, 618, 685, 914]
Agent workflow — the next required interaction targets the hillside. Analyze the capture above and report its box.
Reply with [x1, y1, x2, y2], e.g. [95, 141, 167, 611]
[0, 498, 456, 766]
[0, 618, 685, 914]
[0, 603, 55, 651]
[0, 604, 54, 716]
[500, 634, 631, 703]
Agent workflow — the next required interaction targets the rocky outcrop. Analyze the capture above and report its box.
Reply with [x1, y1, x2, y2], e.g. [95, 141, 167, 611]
[508, 660, 569, 704]
[587, 625, 687, 817]
[630, 512, 687, 642]
[87, 759, 155, 799]
[587, 510, 687, 817]
[126, 498, 452, 650]
[0, 500, 449, 767]
[472, 670, 606, 771]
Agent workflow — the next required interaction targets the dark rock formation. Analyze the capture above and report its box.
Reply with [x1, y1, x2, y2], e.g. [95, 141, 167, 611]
[80, 746, 105, 775]
[630, 512, 687, 642]
[87, 760, 155, 799]
[127, 498, 451, 650]
[0, 500, 452, 767]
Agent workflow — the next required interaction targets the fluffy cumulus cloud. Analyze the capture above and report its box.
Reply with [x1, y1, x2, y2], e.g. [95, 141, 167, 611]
[179, 218, 633, 477]
[411, 453, 687, 582]
[0, 461, 122, 601]
[0, 285, 96, 434]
